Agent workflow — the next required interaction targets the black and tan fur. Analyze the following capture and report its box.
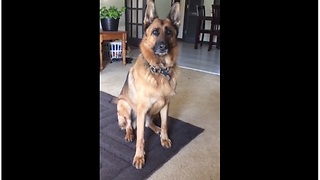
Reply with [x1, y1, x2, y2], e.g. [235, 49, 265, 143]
[116, 0, 181, 169]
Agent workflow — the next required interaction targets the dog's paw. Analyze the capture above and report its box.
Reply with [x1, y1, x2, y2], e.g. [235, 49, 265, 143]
[132, 155, 145, 169]
[118, 124, 126, 130]
[161, 138, 172, 148]
[125, 132, 134, 142]
[118, 117, 127, 130]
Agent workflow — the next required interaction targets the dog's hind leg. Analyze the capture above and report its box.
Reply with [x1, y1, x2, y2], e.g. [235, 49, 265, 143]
[146, 115, 161, 134]
[149, 122, 161, 134]
[131, 112, 161, 135]
[117, 99, 134, 142]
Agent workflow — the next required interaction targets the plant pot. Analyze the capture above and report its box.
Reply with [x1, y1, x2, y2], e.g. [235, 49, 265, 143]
[101, 18, 119, 31]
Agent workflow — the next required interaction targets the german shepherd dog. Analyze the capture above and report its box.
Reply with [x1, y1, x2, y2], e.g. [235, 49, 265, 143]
[116, 0, 181, 169]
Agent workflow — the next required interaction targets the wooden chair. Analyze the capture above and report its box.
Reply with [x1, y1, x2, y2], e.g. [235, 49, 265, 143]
[194, 5, 211, 49]
[208, 5, 220, 50]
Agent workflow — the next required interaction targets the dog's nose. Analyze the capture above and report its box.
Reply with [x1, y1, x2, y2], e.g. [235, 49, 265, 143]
[159, 43, 167, 50]
[154, 42, 169, 56]
[158, 42, 168, 50]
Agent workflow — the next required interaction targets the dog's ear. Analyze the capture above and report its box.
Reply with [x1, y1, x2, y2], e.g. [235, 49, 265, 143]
[144, 0, 158, 30]
[167, 2, 181, 28]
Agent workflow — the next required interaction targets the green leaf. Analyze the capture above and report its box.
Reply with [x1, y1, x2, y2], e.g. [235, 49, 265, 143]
[99, 5, 126, 19]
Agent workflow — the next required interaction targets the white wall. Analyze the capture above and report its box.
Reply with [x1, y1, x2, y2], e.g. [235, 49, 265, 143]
[178, 0, 185, 39]
[155, 0, 172, 19]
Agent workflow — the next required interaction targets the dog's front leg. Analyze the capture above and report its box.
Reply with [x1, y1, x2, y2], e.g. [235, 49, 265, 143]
[160, 104, 172, 148]
[132, 105, 147, 169]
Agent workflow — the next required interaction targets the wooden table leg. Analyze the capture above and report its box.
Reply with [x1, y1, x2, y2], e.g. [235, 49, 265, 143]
[122, 34, 126, 65]
[100, 38, 103, 70]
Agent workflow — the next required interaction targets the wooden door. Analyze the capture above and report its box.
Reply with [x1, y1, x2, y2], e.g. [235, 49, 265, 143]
[125, 0, 146, 46]
[182, 0, 203, 43]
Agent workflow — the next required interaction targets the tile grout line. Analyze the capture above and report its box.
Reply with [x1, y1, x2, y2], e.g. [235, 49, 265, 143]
[178, 65, 220, 76]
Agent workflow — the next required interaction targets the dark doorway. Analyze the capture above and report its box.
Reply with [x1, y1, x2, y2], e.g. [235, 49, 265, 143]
[125, 0, 146, 46]
[182, 0, 203, 43]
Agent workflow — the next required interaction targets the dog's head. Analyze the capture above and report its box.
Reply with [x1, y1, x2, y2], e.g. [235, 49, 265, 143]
[141, 0, 181, 57]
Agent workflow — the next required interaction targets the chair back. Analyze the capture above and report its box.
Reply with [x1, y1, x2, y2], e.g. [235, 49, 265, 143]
[197, 5, 206, 17]
[211, 5, 220, 31]
[197, 5, 206, 29]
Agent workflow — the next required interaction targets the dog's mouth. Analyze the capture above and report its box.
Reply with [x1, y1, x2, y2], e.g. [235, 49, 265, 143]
[155, 50, 168, 56]
[154, 42, 169, 56]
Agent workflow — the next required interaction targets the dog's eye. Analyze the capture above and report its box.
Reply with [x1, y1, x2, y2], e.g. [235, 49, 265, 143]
[165, 27, 172, 36]
[166, 29, 172, 35]
[152, 29, 159, 36]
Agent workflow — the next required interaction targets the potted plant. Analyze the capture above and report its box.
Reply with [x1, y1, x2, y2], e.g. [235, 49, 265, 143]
[100, 6, 126, 31]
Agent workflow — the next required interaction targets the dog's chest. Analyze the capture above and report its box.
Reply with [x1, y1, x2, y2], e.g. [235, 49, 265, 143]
[147, 82, 176, 113]
[148, 93, 173, 115]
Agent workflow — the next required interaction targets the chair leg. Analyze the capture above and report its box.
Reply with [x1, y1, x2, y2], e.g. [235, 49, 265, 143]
[200, 22, 206, 46]
[200, 33, 204, 46]
[216, 34, 220, 49]
[208, 33, 214, 51]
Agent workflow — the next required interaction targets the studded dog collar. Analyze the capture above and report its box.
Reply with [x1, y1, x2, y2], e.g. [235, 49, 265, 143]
[144, 60, 171, 80]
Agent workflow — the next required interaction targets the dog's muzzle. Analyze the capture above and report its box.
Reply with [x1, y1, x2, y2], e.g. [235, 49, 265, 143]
[154, 42, 169, 56]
